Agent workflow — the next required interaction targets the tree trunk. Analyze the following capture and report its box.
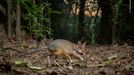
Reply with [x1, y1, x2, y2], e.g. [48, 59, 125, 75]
[97, 0, 113, 44]
[0, 4, 6, 16]
[78, 0, 85, 40]
[16, 3, 21, 41]
[7, 0, 12, 38]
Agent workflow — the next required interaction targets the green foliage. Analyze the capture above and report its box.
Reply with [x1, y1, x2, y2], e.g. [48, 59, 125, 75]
[20, 1, 53, 39]
[90, 24, 96, 45]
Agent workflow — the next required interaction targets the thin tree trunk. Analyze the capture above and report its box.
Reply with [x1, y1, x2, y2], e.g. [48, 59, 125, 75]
[16, 3, 21, 41]
[0, 4, 6, 16]
[33, 0, 35, 5]
[78, 0, 85, 40]
[7, 0, 12, 38]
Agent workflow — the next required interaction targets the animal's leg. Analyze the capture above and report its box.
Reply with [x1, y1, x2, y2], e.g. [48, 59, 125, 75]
[72, 51, 83, 61]
[65, 54, 72, 64]
[64, 54, 73, 70]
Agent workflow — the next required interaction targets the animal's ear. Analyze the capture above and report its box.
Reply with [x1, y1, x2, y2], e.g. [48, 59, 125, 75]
[82, 42, 86, 48]
[77, 41, 82, 45]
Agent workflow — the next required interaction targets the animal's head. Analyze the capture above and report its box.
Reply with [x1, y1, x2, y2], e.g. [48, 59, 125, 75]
[74, 41, 86, 55]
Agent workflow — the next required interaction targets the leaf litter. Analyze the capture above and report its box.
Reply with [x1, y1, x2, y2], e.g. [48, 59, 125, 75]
[0, 38, 134, 75]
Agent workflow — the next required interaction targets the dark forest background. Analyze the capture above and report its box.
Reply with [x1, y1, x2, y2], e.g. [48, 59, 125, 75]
[0, 0, 134, 45]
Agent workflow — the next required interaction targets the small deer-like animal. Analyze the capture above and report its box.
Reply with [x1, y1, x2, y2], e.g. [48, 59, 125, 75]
[47, 39, 86, 68]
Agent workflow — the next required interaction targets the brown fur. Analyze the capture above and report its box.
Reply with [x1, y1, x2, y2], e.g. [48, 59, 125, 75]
[47, 39, 85, 62]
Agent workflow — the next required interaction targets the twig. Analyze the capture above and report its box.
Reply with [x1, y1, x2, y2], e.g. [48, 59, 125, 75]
[47, 56, 51, 67]
[54, 60, 62, 68]
[54, 60, 65, 72]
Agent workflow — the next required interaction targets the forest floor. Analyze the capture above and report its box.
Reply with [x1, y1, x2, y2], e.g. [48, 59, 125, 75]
[0, 30, 134, 75]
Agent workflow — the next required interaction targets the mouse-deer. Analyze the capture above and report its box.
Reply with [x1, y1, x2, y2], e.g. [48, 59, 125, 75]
[47, 39, 86, 68]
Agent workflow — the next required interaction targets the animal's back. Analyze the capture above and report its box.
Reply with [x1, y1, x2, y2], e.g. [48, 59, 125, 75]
[47, 39, 75, 54]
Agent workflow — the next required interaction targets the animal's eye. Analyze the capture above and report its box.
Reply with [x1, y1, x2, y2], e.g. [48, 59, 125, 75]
[74, 46, 82, 51]
[73, 46, 83, 54]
